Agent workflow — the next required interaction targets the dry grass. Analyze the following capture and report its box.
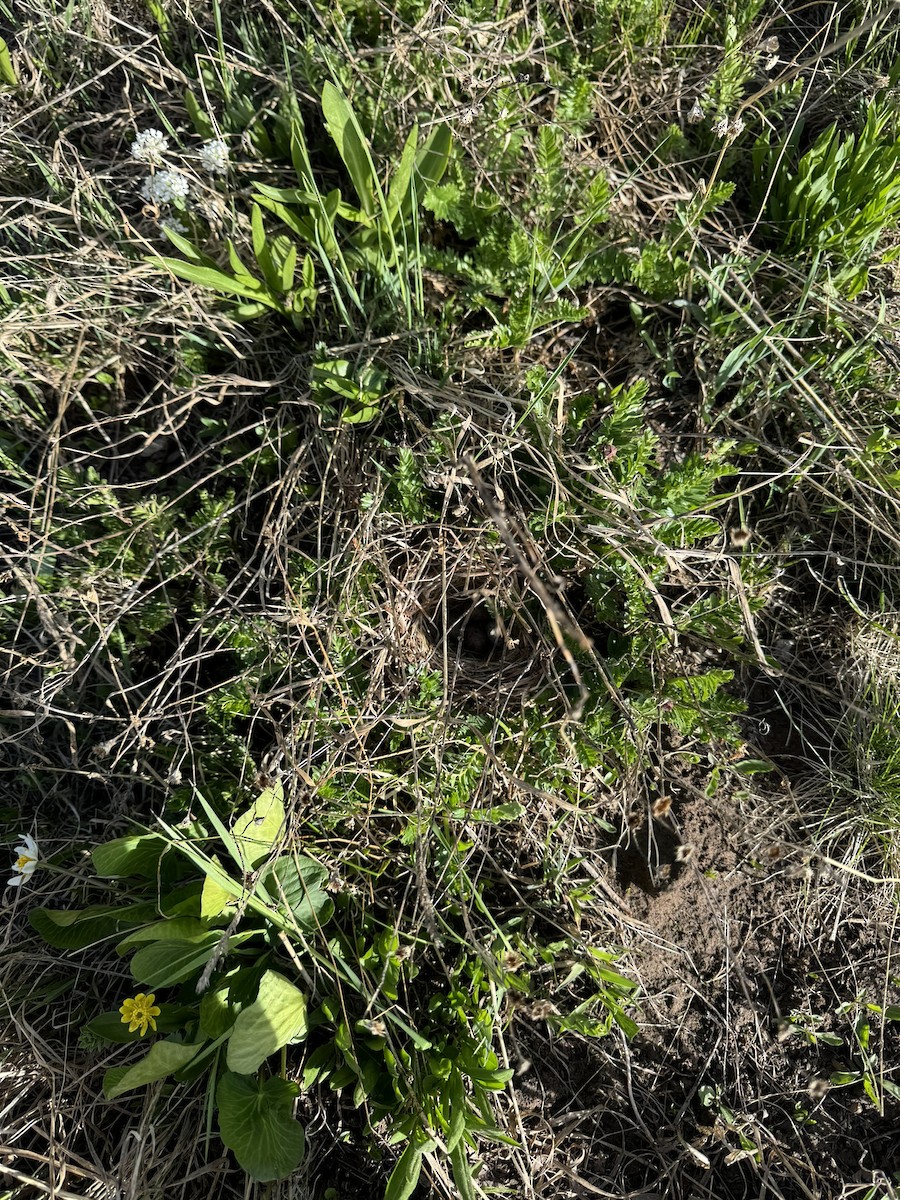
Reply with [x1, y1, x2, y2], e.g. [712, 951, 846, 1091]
[3, 1, 900, 1198]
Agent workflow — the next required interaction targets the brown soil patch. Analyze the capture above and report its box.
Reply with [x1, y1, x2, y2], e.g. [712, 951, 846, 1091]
[503, 789, 900, 1200]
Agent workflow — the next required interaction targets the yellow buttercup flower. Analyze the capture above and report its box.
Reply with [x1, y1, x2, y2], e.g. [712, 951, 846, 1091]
[119, 992, 161, 1036]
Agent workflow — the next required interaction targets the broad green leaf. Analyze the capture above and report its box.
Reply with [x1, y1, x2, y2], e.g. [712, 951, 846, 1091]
[91, 833, 169, 878]
[201, 859, 237, 920]
[254, 183, 320, 205]
[472, 802, 525, 823]
[384, 1140, 423, 1200]
[279, 242, 297, 292]
[226, 238, 255, 281]
[253, 193, 317, 243]
[234, 301, 271, 321]
[129, 933, 223, 989]
[251, 203, 266, 261]
[414, 124, 452, 195]
[116, 917, 211, 955]
[301, 1042, 335, 1090]
[464, 1065, 514, 1089]
[199, 982, 236, 1040]
[226, 969, 308, 1074]
[103, 1038, 201, 1099]
[447, 1068, 467, 1151]
[321, 82, 376, 215]
[217, 1071, 305, 1182]
[231, 781, 285, 871]
[386, 125, 419, 226]
[148, 256, 277, 305]
[829, 1071, 862, 1086]
[160, 223, 219, 267]
[341, 401, 380, 425]
[30, 903, 157, 951]
[183, 89, 214, 138]
[732, 759, 774, 776]
[263, 854, 333, 931]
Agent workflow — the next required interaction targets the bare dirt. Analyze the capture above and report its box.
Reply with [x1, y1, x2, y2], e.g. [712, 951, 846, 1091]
[504, 783, 900, 1200]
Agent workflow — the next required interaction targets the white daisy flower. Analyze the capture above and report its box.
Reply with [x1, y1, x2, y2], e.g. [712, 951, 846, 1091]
[7, 833, 39, 888]
[141, 169, 190, 205]
[130, 128, 170, 166]
[198, 138, 230, 176]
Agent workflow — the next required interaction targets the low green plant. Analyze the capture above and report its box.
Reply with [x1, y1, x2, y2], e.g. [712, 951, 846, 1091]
[153, 81, 451, 335]
[779, 998, 900, 1115]
[829, 997, 900, 1114]
[752, 104, 900, 296]
[33, 779, 637, 1190]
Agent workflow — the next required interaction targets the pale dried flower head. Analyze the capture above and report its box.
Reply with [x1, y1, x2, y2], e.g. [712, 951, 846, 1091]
[652, 794, 673, 818]
[501, 949, 525, 972]
[688, 99, 704, 124]
[527, 999, 558, 1020]
[714, 114, 746, 142]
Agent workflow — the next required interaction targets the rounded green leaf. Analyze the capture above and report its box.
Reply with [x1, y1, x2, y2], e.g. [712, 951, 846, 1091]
[263, 855, 333, 931]
[91, 834, 169, 878]
[217, 1071, 305, 1181]
[226, 970, 308, 1075]
[231, 782, 285, 870]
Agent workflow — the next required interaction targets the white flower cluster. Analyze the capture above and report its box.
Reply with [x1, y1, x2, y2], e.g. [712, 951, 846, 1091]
[131, 128, 229, 215]
[130, 128, 169, 166]
[141, 169, 190, 205]
[198, 138, 230, 175]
